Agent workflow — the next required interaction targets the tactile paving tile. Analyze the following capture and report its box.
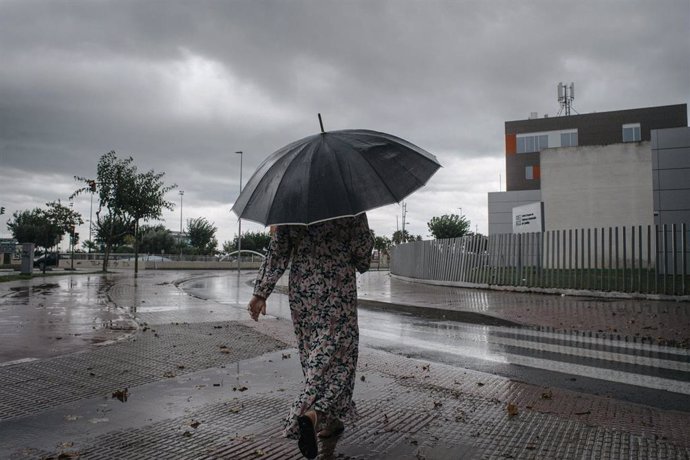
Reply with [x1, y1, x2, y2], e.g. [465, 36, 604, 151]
[0, 322, 287, 421]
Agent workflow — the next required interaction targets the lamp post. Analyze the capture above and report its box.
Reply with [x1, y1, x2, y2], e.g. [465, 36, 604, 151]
[179, 190, 184, 258]
[69, 199, 75, 270]
[236, 151, 243, 275]
[88, 180, 95, 254]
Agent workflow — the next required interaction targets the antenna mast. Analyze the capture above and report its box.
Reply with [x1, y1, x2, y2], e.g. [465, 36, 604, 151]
[557, 82, 575, 116]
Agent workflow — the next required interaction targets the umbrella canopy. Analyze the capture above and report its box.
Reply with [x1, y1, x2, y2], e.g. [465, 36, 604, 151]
[232, 129, 441, 226]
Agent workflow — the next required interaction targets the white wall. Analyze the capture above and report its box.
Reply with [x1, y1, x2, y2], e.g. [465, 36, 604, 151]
[488, 189, 542, 235]
[540, 142, 653, 231]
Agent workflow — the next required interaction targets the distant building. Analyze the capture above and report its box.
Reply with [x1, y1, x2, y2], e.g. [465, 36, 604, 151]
[488, 104, 688, 235]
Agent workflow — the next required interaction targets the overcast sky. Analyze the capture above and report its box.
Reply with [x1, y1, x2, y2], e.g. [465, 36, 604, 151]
[1, 0, 688, 249]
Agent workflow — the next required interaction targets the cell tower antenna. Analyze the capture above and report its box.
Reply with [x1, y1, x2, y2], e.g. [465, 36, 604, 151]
[557, 82, 576, 116]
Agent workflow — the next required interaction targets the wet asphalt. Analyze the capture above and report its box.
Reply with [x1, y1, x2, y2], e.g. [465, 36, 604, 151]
[1, 268, 690, 459]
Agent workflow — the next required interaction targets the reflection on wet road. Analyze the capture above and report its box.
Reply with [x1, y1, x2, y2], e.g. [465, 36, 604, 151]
[183, 273, 690, 409]
[359, 310, 690, 398]
[0, 275, 135, 363]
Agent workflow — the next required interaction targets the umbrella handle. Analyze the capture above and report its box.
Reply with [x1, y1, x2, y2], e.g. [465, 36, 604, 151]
[318, 113, 325, 133]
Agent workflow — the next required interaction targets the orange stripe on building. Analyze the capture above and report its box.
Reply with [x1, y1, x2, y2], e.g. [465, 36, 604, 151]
[505, 134, 516, 155]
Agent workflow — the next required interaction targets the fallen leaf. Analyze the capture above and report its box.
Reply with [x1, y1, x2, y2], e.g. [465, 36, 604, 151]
[507, 403, 519, 417]
[360, 375, 366, 382]
[111, 388, 128, 402]
[64, 415, 81, 421]
[190, 420, 201, 429]
[254, 449, 266, 456]
[163, 371, 176, 378]
[182, 431, 192, 437]
[541, 390, 553, 400]
[477, 382, 485, 387]
[433, 401, 443, 409]
[233, 386, 248, 392]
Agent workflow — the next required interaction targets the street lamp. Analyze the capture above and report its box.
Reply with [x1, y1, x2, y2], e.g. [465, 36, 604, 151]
[69, 199, 75, 270]
[179, 190, 184, 258]
[235, 151, 243, 275]
[88, 180, 96, 254]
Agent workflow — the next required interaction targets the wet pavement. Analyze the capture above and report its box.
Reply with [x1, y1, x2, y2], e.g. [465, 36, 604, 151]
[0, 274, 136, 363]
[0, 269, 689, 459]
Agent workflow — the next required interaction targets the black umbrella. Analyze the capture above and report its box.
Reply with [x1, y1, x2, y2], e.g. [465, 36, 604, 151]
[232, 122, 441, 226]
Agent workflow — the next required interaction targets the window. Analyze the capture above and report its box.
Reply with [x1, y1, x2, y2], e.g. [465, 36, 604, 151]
[622, 123, 641, 142]
[560, 131, 578, 147]
[525, 165, 540, 180]
[517, 134, 549, 153]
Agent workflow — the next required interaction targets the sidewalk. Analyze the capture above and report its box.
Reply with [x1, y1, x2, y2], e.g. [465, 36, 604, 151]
[0, 270, 688, 459]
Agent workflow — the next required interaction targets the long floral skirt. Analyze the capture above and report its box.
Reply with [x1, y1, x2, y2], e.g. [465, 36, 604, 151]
[282, 288, 359, 438]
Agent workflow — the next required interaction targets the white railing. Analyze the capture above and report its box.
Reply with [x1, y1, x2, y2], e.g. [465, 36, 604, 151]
[391, 223, 689, 297]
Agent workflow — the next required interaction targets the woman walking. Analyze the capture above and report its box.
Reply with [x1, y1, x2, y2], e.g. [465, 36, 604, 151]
[247, 213, 374, 459]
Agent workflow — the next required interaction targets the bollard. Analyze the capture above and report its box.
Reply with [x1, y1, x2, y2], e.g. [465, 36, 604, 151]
[20, 242, 34, 275]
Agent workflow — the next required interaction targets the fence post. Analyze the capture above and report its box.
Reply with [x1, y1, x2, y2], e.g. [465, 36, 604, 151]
[587, 228, 592, 290]
[683, 223, 688, 295]
[663, 224, 668, 295]
[622, 226, 627, 292]
[631, 226, 636, 292]
[672, 223, 678, 295]
[638, 225, 643, 293]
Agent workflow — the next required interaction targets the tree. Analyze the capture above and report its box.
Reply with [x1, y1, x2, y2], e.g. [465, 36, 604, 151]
[373, 235, 391, 269]
[427, 214, 470, 239]
[138, 225, 177, 254]
[82, 240, 99, 253]
[93, 214, 134, 252]
[7, 209, 61, 272]
[225, 231, 272, 254]
[186, 217, 218, 255]
[7, 202, 83, 273]
[72, 151, 175, 273]
[44, 200, 84, 237]
[391, 230, 421, 245]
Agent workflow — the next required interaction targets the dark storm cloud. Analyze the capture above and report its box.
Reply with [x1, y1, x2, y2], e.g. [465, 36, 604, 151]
[1, 0, 688, 242]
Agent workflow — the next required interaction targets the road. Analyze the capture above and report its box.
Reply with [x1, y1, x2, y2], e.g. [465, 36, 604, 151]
[182, 272, 690, 412]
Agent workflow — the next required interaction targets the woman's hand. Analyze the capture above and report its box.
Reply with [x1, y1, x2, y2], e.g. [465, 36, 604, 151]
[248, 295, 267, 321]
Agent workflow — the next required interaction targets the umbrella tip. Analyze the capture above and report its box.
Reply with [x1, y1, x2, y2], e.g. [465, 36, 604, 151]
[318, 113, 325, 133]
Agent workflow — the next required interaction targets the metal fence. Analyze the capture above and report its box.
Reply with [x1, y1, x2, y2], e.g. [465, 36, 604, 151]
[391, 223, 690, 296]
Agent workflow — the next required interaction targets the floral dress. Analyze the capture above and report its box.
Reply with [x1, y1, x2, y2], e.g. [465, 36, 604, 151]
[253, 214, 374, 438]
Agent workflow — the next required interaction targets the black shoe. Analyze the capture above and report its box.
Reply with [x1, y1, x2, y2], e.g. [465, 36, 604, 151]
[297, 414, 318, 459]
